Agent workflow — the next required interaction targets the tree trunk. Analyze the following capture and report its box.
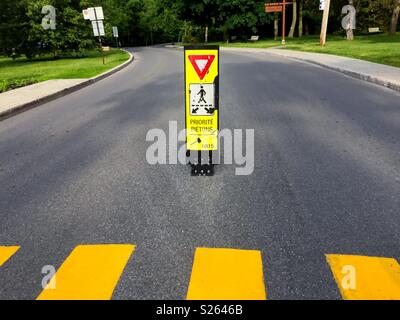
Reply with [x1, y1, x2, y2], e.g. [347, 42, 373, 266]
[346, 29, 353, 41]
[390, 0, 400, 35]
[274, 19, 279, 40]
[299, 0, 303, 38]
[346, 0, 354, 40]
[288, 0, 297, 38]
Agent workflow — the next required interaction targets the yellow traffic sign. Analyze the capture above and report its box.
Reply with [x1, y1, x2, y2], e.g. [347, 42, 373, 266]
[185, 46, 219, 151]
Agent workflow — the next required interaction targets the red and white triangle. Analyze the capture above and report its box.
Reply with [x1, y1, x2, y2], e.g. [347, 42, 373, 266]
[188, 55, 215, 80]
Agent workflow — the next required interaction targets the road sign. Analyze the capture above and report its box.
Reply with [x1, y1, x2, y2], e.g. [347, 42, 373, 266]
[319, 0, 325, 10]
[92, 20, 105, 37]
[265, 4, 283, 13]
[185, 46, 219, 154]
[190, 84, 215, 116]
[188, 55, 215, 80]
[112, 26, 119, 38]
[94, 7, 104, 20]
[83, 8, 95, 20]
[83, 7, 103, 21]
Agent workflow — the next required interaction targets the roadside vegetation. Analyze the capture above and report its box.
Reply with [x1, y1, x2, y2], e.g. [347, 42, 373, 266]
[0, 49, 129, 93]
[212, 33, 400, 68]
[2, 1, 399, 53]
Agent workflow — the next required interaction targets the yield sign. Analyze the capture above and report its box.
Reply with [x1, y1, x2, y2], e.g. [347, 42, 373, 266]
[188, 55, 215, 80]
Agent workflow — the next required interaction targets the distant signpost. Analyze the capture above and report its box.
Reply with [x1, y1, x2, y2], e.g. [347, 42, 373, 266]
[112, 26, 119, 48]
[265, 2, 293, 45]
[83, 7, 106, 64]
[265, 3, 283, 13]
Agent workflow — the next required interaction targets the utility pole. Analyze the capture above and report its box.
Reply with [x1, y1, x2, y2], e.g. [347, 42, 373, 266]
[282, 0, 286, 45]
[320, 0, 330, 46]
[205, 26, 208, 43]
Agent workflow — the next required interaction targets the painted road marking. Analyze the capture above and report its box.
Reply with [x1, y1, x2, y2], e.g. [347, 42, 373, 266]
[37, 244, 135, 300]
[186, 248, 267, 300]
[326, 254, 400, 300]
[0, 246, 20, 267]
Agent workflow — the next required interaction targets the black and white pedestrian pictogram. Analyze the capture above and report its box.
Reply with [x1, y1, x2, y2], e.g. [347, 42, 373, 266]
[189, 83, 215, 116]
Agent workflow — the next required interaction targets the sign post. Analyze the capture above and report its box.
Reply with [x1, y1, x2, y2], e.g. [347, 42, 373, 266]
[265, 2, 294, 45]
[282, 0, 286, 45]
[112, 26, 119, 48]
[184, 45, 219, 176]
[83, 7, 105, 64]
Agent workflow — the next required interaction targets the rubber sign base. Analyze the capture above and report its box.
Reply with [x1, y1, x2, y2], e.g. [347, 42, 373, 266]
[189, 150, 214, 176]
[191, 164, 214, 176]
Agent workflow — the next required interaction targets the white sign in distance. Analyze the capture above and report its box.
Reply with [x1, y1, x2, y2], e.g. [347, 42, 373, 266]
[94, 7, 104, 20]
[189, 83, 215, 116]
[83, 8, 95, 20]
[112, 26, 119, 38]
[92, 20, 105, 37]
[83, 7, 104, 21]
[319, 0, 325, 10]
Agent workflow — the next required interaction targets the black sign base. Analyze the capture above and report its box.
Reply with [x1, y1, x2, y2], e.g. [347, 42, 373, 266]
[191, 164, 214, 176]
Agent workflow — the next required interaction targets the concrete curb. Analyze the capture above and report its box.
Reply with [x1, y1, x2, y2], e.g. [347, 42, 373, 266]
[270, 53, 400, 93]
[221, 47, 400, 93]
[0, 49, 134, 121]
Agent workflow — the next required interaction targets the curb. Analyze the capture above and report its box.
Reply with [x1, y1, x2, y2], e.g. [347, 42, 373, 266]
[0, 49, 134, 121]
[270, 53, 400, 93]
[221, 47, 400, 93]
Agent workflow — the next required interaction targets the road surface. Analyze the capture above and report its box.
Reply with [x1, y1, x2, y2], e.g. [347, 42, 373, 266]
[0, 47, 399, 299]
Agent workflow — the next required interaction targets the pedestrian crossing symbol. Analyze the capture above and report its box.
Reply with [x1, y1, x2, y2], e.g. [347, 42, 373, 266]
[190, 84, 215, 116]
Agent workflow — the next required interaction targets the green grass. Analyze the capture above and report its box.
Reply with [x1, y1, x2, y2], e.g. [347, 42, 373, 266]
[0, 49, 130, 93]
[209, 33, 400, 68]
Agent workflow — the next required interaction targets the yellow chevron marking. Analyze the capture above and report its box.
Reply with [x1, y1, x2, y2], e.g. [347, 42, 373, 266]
[0, 246, 20, 267]
[326, 254, 400, 300]
[37, 244, 135, 300]
[187, 248, 267, 300]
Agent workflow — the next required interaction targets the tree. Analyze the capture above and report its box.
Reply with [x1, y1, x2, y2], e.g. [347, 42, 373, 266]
[298, 0, 303, 37]
[345, 0, 355, 40]
[355, 0, 394, 33]
[0, 0, 30, 57]
[288, 0, 297, 38]
[24, 0, 95, 58]
[390, 0, 400, 35]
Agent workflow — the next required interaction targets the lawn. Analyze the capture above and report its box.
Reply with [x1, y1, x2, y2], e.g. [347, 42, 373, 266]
[0, 49, 130, 93]
[210, 33, 400, 68]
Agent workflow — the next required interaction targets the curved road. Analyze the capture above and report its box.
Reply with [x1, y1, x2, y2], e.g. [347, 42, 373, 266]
[0, 47, 399, 299]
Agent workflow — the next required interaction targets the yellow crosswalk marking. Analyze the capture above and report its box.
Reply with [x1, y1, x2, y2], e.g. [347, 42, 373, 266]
[36, 244, 135, 300]
[0, 246, 20, 267]
[326, 254, 400, 300]
[186, 248, 267, 300]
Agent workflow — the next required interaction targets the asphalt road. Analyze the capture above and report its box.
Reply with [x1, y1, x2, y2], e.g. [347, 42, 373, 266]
[0, 47, 399, 299]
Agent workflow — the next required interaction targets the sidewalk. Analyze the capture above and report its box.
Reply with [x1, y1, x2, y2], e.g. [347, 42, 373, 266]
[0, 79, 87, 119]
[0, 49, 134, 120]
[222, 47, 400, 92]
